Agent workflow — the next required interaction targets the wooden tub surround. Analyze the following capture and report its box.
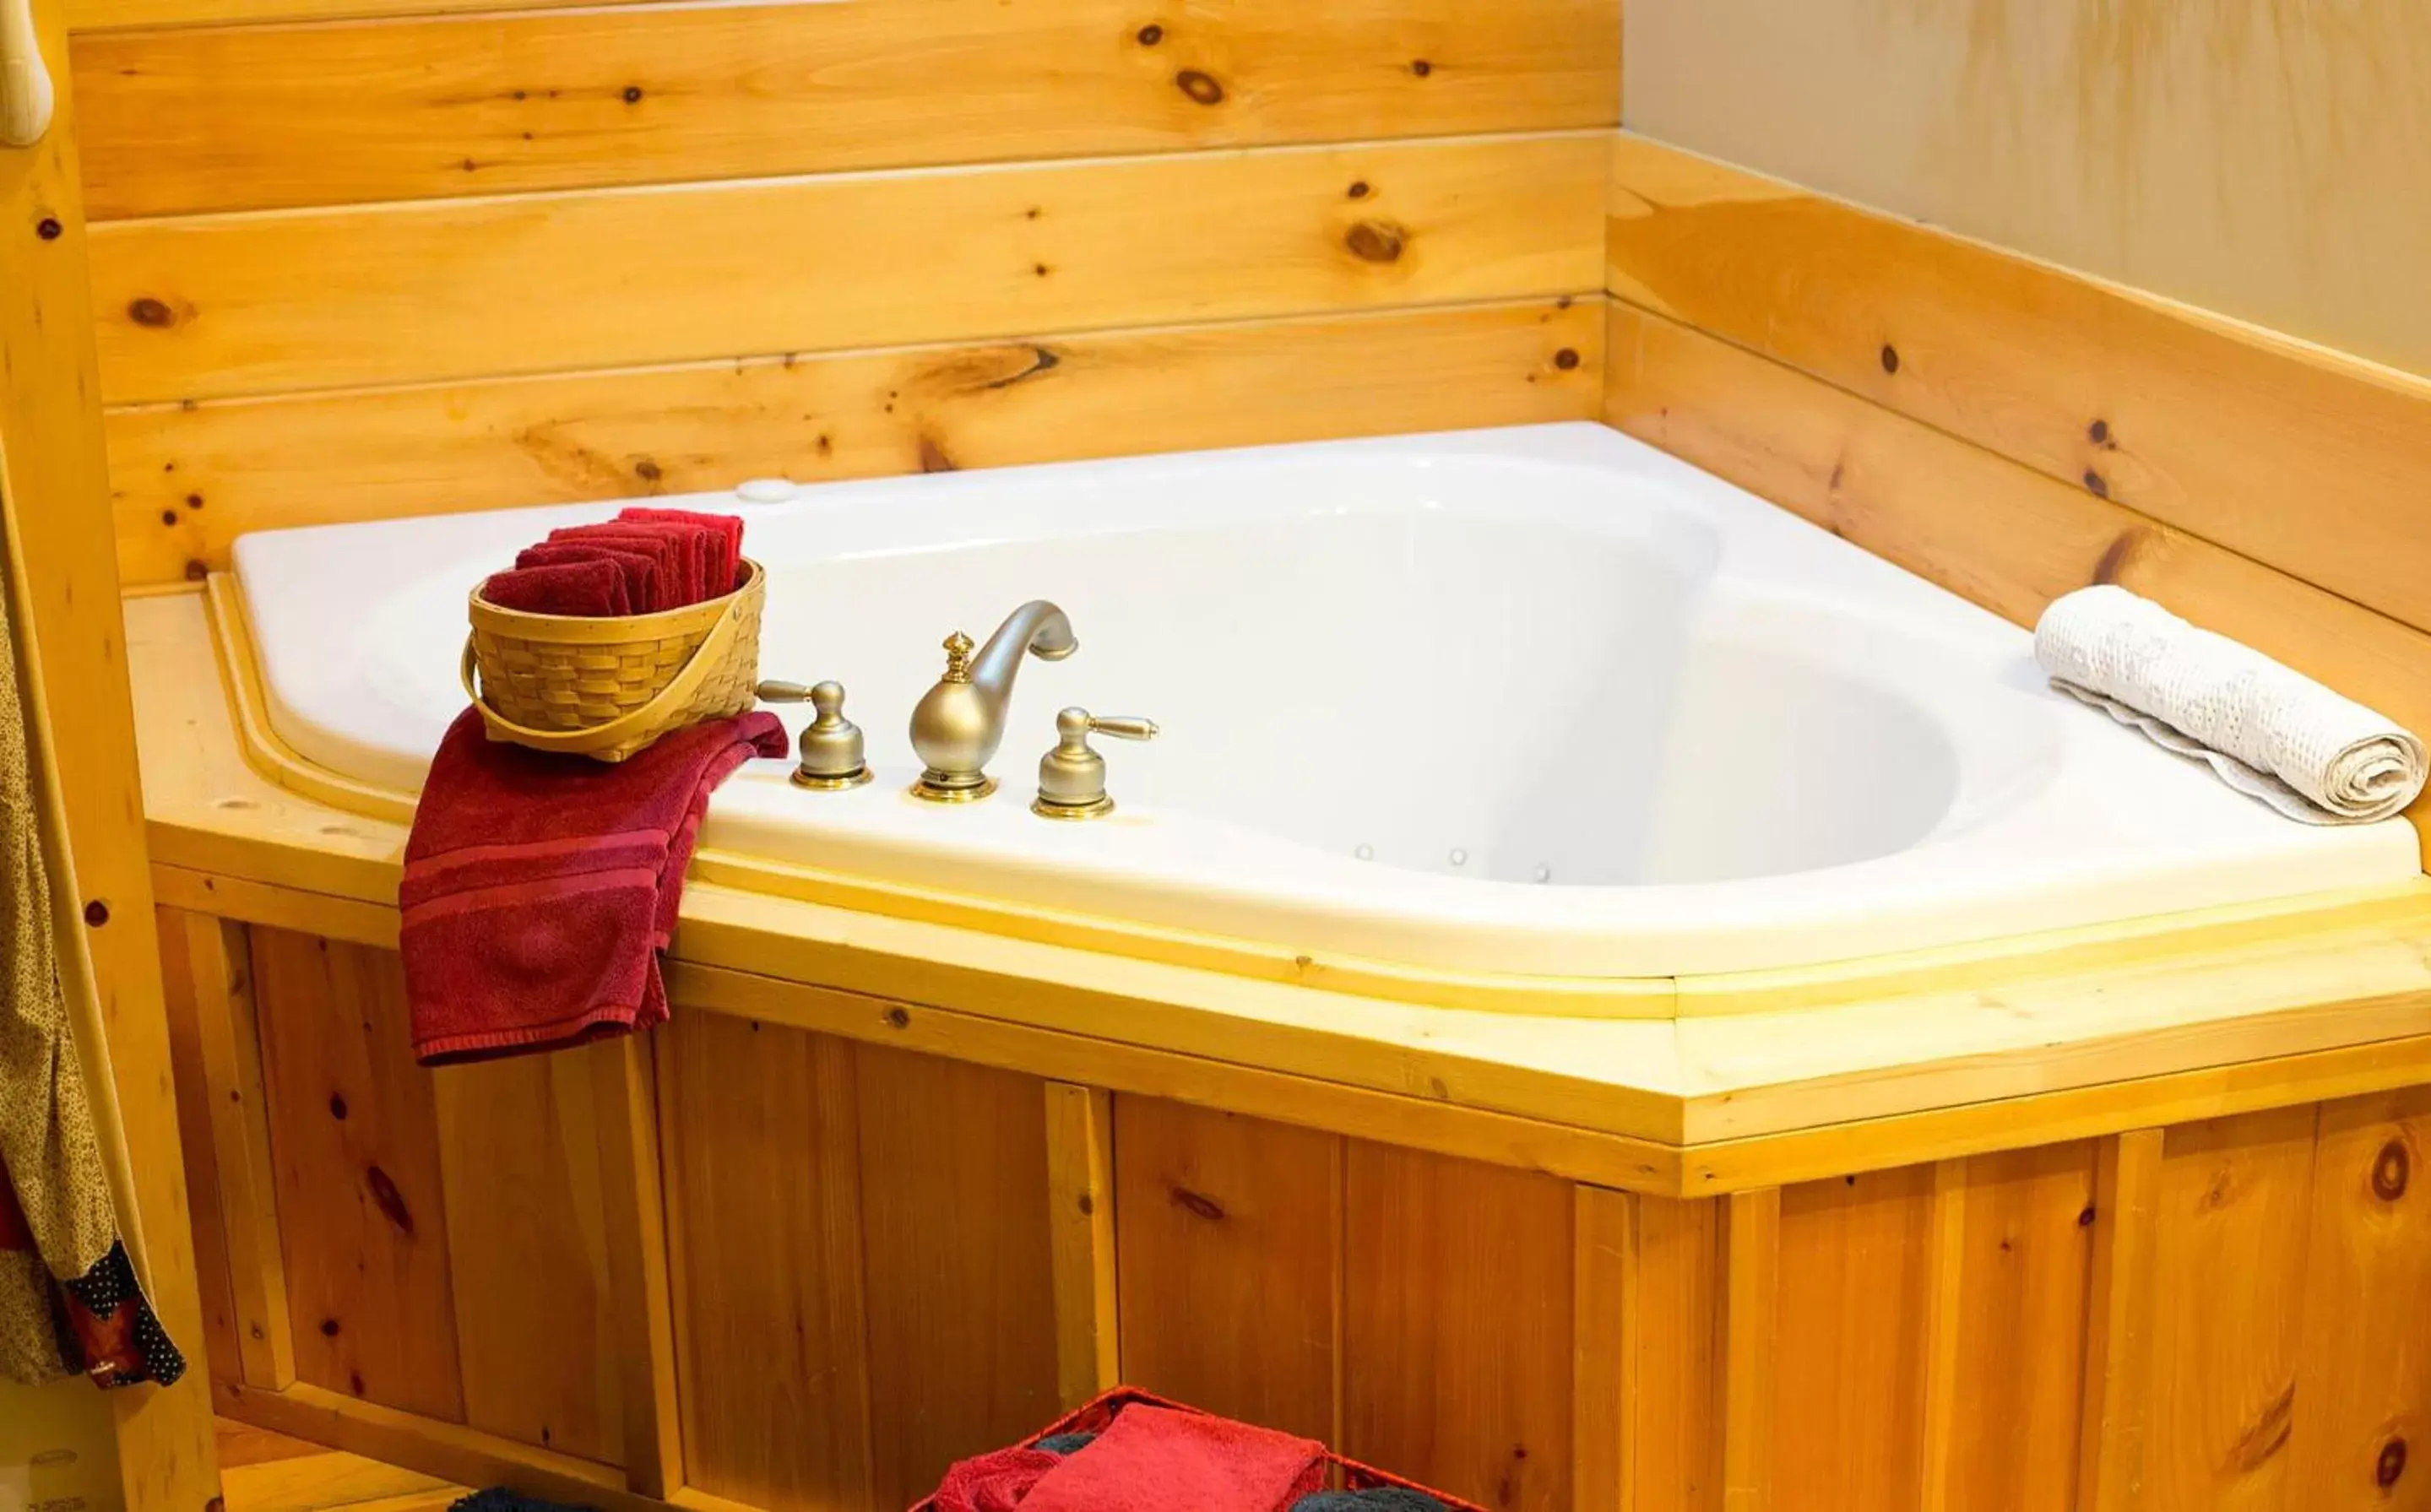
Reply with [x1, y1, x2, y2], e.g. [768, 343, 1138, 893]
[131, 565, 2431, 1512]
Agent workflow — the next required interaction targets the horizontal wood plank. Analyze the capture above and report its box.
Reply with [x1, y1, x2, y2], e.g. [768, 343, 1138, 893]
[67, 0, 647, 30]
[73, 0, 1620, 217]
[1603, 299, 2431, 857]
[106, 298, 1600, 585]
[1605, 132, 2431, 640]
[90, 133, 1605, 404]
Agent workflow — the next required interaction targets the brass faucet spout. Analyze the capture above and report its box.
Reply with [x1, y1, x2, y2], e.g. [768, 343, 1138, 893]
[908, 600, 1076, 800]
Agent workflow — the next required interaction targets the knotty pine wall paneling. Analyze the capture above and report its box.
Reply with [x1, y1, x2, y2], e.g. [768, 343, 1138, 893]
[65, 0, 1620, 587]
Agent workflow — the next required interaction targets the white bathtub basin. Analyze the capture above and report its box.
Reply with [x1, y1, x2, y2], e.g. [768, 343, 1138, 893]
[232, 424, 2417, 980]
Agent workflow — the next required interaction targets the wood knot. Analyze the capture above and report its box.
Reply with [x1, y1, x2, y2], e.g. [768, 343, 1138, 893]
[2089, 418, 2112, 445]
[1410, 58, 1434, 76]
[1343, 219, 1407, 263]
[2374, 1138, 2411, 1201]
[1136, 23, 1162, 46]
[363, 1165, 415, 1237]
[82, 900, 109, 926]
[884, 1005, 911, 1029]
[633, 457, 662, 483]
[318, 1317, 339, 1337]
[328, 1093, 349, 1121]
[1879, 344, 1900, 374]
[1554, 348, 1581, 371]
[1077, 1192, 1094, 1217]
[2077, 1205, 2097, 1227]
[35, 217, 61, 241]
[128, 296, 176, 328]
[1174, 69, 1224, 106]
[2381, 1437, 2408, 1488]
[1347, 180, 1370, 199]
[621, 84, 643, 104]
[1169, 1184, 1226, 1222]
[2082, 469, 2110, 499]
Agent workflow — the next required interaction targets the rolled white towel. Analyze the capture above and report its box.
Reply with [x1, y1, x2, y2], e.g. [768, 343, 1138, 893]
[2034, 584, 2426, 825]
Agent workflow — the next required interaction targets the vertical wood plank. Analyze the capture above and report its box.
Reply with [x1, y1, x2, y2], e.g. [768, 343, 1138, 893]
[856, 1045, 1060, 1511]
[153, 908, 243, 1388]
[249, 929, 464, 1422]
[1918, 1160, 1967, 1512]
[1044, 1084, 1119, 1412]
[180, 913, 295, 1390]
[1633, 1195, 1722, 1512]
[2144, 1107, 2322, 1512]
[1769, 1166, 1935, 1512]
[2288, 1087, 2431, 1507]
[1575, 1185, 1637, 1512]
[0, 0, 225, 1495]
[1941, 1143, 2099, 1512]
[660, 1012, 873, 1512]
[1112, 1098, 1343, 1443]
[1343, 1143, 1573, 1512]
[1720, 1189, 1780, 1512]
[593, 1035, 681, 1498]
[2079, 1130, 2164, 1512]
[430, 1051, 621, 1464]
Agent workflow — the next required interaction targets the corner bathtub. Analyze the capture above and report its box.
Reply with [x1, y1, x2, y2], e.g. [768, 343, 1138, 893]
[232, 424, 2417, 986]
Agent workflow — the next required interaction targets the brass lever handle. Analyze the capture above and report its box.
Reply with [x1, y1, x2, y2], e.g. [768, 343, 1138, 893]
[1080, 714, 1159, 742]
[1034, 707, 1157, 819]
[754, 680, 817, 702]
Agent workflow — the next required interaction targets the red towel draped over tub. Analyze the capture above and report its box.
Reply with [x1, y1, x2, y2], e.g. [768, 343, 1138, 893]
[399, 707, 786, 1065]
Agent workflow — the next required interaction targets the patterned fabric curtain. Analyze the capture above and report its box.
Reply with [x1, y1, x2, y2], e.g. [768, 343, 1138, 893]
[0, 550, 182, 1389]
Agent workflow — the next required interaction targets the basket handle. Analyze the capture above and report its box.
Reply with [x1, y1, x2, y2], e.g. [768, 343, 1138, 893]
[460, 588, 750, 754]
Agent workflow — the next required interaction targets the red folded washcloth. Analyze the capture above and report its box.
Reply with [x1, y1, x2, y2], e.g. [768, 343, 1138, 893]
[399, 707, 786, 1065]
[931, 1447, 1061, 1512]
[545, 523, 692, 610]
[481, 558, 631, 617]
[1019, 1406, 1327, 1512]
[517, 542, 661, 615]
[620, 507, 744, 595]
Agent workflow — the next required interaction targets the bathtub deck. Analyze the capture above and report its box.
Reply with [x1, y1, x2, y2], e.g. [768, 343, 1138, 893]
[127, 584, 2431, 1188]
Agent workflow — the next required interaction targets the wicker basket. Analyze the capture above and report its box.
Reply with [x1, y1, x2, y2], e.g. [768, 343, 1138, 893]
[459, 559, 766, 762]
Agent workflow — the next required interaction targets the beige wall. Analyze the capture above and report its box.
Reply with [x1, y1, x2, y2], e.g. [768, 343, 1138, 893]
[1624, 0, 2431, 377]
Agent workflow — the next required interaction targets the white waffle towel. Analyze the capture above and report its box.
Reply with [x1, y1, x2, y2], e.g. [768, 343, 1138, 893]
[2034, 585, 2426, 825]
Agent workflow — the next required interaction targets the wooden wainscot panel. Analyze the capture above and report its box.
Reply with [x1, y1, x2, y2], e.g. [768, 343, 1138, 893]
[659, 1012, 874, 1511]
[430, 1054, 623, 1465]
[154, 907, 248, 1385]
[248, 927, 466, 1421]
[1604, 132, 2431, 642]
[107, 299, 1599, 586]
[2288, 1087, 2431, 1503]
[1112, 1097, 1344, 1443]
[90, 133, 1605, 404]
[1603, 300, 2431, 856]
[1935, 1144, 2098, 1512]
[1632, 1195, 1723, 1511]
[2143, 1107, 2320, 1509]
[855, 1045, 1062, 1511]
[1768, 1166, 1934, 1512]
[1342, 1145, 1573, 1512]
[73, 0, 1621, 218]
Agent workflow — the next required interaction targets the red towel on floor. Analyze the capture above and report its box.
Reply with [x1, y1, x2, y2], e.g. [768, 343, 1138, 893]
[1018, 1406, 1327, 1512]
[481, 558, 630, 616]
[516, 542, 661, 615]
[932, 1447, 1062, 1512]
[619, 507, 744, 595]
[399, 707, 786, 1065]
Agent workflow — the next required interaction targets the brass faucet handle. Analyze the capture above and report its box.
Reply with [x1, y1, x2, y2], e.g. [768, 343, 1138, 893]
[1035, 707, 1157, 819]
[1065, 709, 1158, 744]
[940, 631, 975, 684]
[760, 679, 872, 789]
